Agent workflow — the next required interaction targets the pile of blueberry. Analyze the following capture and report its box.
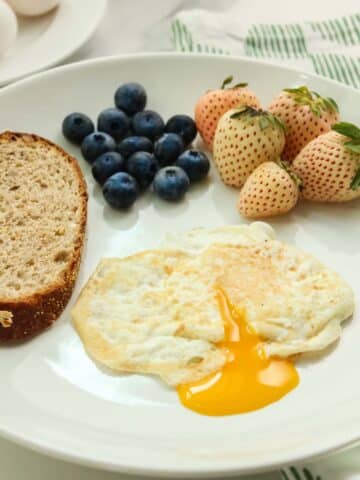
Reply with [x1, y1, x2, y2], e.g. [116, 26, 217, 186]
[62, 82, 210, 209]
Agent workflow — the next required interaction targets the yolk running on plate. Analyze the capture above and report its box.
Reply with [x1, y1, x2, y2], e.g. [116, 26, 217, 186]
[177, 289, 299, 416]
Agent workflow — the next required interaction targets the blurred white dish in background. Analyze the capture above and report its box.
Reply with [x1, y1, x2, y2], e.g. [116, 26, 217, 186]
[6, 0, 59, 16]
[0, 0, 17, 56]
[0, 0, 106, 86]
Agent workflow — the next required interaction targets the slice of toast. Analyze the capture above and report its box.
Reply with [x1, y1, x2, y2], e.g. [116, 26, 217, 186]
[0, 131, 87, 341]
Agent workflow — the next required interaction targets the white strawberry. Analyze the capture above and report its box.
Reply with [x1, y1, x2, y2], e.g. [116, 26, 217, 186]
[292, 122, 360, 202]
[213, 106, 286, 188]
[237, 161, 300, 218]
[268, 86, 339, 162]
[194, 76, 261, 151]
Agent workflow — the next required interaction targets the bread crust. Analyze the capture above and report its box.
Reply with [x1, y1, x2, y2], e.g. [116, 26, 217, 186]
[0, 131, 87, 341]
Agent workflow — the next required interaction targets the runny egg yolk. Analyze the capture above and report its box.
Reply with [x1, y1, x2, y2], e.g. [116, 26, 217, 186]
[177, 290, 299, 416]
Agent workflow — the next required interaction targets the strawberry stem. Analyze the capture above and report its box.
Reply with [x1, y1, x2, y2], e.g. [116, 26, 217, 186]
[221, 76, 233, 89]
[230, 106, 257, 118]
[221, 76, 248, 89]
[230, 107, 286, 132]
[277, 159, 303, 189]
[283, 86, 338, 116]
[233, 82, 248, 88]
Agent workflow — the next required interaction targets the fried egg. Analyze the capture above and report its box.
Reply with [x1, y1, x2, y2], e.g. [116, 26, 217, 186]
[72, 224, 354, 415]
[159, 221, 275, 254]
[177, 289, 299, 415]
[167, 240, 354, 358]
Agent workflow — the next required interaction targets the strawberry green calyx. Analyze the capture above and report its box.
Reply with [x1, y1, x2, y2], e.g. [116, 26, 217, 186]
[276, 159, 303, 189]
[221, 75, 248, 89]
[283, 86, 339, 117]
[331, 123, 360, 190]
[230, 106, 286, 132]
[350, 168, 360, 190]
[332, 122, 360, 139]
[332, 122, 360, 154]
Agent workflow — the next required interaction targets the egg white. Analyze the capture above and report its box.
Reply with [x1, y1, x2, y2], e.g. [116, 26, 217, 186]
[72, 224, 354, 385]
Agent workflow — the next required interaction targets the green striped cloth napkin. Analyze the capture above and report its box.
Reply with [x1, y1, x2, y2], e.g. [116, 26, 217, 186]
[167, 6, 360, 480]
[170, 10, 360, 88]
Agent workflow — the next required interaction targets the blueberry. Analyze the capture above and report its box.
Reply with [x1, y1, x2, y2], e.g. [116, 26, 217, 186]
[114, 82, 147, 116]
[175, 150, 210, 182]
[132, 110, 164, 140]
[153, 166, 190, 202]
[103, 172, 139, 209]
[126, 152, 159, 190]
[62, 112, 94, 144]
[97, 108, 130, 141]
[154, 133, 184, 167]
[81, 132, 116, 163]
[92, 152, 126, 185]
[117, 136, 153, 158]
[165, 114, 197, 146]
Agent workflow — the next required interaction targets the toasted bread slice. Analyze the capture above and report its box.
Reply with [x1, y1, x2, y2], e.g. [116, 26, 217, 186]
[0, 131, 87, 341]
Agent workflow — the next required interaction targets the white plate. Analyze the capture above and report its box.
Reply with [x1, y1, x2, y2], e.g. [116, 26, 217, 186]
[0, 53, 359, 477]
[0, 0, 107, 86]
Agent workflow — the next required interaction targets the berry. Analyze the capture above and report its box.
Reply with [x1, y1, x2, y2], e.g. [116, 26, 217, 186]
[126, 152, 159, 189]
[292, 124, 360, 202]
[103, 172, 139, 209]
[91, 152, 126, 185]
[97, 107, 130, 141]
[114, 82, 147, 116]
[237, 161, 300, 218]
[81, 132, 116, 164]
[154, 133, 184, 166]
[175, 149, 210, 182]
[132, 110, 164, 140]
[268, 86, 339, 162]
[213, 106, 285, 187]
[117, 135, 153, 158]
[62, 112, 94, 144]
[195, 76, 261, 150]
[153, 166, 190, 202]
[165, 114, 197, 145]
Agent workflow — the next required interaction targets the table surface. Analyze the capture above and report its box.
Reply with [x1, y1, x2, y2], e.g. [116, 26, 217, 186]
[0, 1, 357, 479]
